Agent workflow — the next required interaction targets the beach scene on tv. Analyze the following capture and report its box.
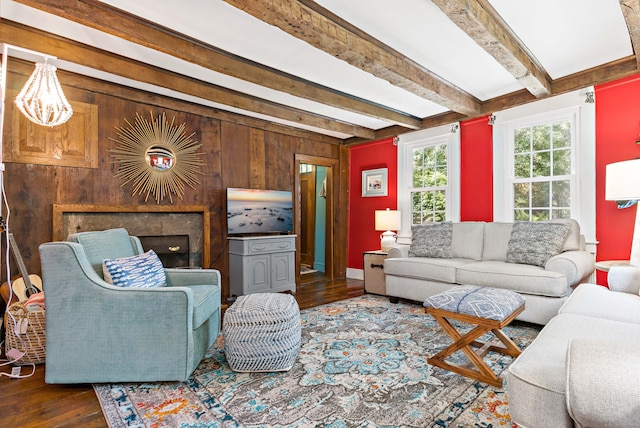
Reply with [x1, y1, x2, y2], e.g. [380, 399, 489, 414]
[227, 188, 294, 235]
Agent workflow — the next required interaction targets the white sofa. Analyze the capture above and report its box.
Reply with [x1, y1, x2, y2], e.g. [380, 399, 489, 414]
[384, 220, 594, 325]
[508, 267, 640, 427]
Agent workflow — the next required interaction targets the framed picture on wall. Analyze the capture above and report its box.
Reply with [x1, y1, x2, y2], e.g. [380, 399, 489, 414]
[362, 168, 388, 197]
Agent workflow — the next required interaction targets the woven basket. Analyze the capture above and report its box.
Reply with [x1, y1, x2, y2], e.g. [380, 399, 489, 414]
[5, 301, 46, 365]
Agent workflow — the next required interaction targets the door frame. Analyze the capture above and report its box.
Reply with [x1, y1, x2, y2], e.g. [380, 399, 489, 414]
[294, 154, 336, 282]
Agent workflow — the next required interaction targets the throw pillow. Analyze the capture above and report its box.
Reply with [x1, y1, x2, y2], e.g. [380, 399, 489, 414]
[505, 222, 571, 267]
[408, 221, 453, 258]
[102, 250, 167, 288]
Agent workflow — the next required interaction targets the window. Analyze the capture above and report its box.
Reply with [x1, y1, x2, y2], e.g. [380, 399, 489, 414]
[493, 88, 595, 246]
[512, 119, 573, 221]
[411, 143, 448, 223]
[397, 124, 460, 242]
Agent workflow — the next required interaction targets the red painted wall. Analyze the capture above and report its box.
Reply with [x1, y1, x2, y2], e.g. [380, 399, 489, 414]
[594, 74, 640, 284]
[460, 116, 494, 221]
[348, 137, 397, 269]
[346, 118, 494, 270]
[346, 73, 640, 284]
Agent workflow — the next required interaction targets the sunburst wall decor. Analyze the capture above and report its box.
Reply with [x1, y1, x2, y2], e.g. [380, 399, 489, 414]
[109, 111, 204, 203]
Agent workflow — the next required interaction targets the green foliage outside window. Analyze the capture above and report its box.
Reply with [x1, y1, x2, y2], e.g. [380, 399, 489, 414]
[512, 120, 572, 221]
[411, 144, 447, 224]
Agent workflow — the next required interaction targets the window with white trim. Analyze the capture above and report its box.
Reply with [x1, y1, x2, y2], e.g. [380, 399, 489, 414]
[410, 142, 448, 223]
[511, 118, 574, 221]
[397, 124, 460, 242]
[493, 88, 596, 246]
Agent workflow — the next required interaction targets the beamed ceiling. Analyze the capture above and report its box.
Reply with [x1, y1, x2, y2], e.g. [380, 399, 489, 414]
[2, 0, 640, 144]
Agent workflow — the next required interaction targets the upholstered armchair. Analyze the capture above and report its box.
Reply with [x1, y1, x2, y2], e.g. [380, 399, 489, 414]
[39, 228, 221, 383]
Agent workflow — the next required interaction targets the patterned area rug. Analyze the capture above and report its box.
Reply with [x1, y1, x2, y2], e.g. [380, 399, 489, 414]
[94, 295, 540, 427]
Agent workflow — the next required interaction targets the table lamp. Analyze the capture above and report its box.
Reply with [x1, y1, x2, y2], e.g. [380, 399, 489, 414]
[375, 208, 401, 251]
[605, 159, 640, 266]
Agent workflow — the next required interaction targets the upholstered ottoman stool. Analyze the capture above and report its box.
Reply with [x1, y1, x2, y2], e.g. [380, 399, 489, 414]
[223, 293, 301, 372]
[423, 285, 525, 387]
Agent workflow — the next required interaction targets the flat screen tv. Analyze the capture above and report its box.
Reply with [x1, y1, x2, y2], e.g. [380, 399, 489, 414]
[227, 188, 294, 235]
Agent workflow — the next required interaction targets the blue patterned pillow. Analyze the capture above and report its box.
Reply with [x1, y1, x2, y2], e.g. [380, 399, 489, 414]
[102, 250, 166, 288]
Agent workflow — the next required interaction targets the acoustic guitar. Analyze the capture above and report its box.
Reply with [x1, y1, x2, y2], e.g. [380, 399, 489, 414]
[0, 230, 43, 308]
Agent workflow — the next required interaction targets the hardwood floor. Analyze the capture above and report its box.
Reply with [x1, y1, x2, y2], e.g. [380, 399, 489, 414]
[0, 277, 364, 427]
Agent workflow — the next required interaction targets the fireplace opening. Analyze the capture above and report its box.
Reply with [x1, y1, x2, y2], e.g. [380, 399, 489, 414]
[139, 234, 190, 268]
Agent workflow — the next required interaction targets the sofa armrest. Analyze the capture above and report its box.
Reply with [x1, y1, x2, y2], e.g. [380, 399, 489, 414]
[387, 244, 410, 258]
[545, 250, 594, 286]
[607, 265, 640, 294]
[566, 338, 640, 427]
[164, 268, 221, 288]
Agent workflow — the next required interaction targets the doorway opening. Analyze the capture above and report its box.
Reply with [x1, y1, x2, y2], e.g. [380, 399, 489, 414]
[295, 154, 336, 284]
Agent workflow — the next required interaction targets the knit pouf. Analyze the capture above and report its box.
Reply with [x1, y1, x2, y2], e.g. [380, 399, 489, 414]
[223, 293, 301, 372]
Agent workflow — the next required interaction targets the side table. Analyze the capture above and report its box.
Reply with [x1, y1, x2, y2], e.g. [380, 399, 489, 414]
[594, 260, 630, 272]
[363, 250, 388, 295]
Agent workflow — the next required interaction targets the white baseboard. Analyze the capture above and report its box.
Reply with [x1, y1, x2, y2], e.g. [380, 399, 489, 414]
[347, 268, 364, 280]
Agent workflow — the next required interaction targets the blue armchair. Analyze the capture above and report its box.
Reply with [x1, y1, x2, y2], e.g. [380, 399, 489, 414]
[39, 228, 221, 383]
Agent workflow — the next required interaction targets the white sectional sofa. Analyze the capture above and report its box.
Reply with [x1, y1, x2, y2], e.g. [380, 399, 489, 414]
[384, 220, 594, 325]
[508, 267, 640, 427]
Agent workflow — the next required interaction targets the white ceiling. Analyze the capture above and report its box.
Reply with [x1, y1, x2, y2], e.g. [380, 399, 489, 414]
[0, 0, 635, 140]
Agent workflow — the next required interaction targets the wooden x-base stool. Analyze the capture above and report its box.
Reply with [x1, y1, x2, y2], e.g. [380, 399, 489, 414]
[426, 304, 524, 388]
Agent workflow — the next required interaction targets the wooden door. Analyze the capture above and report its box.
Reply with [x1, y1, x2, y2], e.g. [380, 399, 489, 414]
[300, 166, 316, 266]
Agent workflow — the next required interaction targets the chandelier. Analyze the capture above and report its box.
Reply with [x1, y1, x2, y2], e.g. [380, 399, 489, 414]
[14, 61, 73, 127]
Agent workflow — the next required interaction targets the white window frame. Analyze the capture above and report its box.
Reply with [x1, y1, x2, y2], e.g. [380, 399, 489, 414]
[396, 123, 460, 244]
[493, 88, 596, 246]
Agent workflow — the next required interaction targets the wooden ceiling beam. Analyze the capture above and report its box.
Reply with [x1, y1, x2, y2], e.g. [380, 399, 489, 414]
[6, 59, 343, 145]
[431, 0, 551, 97]
[223, 0, 482, 117]
[13, 0, 421, 130]
[345, 56, 640, 146]
[0, 21, 376, 139]
[619, 0, 640, 69]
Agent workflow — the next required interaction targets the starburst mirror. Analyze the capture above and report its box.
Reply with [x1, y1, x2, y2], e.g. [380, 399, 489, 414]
[109, 112, 204, 203]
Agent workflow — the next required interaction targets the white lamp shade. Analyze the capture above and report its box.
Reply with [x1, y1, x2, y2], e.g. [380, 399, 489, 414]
[375, 209, 401, 231]
[606, 158, 640, 267]
[606, 159, 640, 201]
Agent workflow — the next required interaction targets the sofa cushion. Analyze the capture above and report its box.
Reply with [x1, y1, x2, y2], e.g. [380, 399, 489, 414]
[102, 250, 167, 288]
[482, 222, 514, 261]
[508, 313, 640, 428]
[384, 257, 474, 284]
[456, 260, 568, 297]
[559, 283, 640, 324]
[409, 222, 453, 258]
[506, 222, 571, 267]
[68, 228, 138, 277]
[451, 222, 485, 260]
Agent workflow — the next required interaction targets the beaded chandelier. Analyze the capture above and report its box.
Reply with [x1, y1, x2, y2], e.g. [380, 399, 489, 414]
[14, 61, 73, 127]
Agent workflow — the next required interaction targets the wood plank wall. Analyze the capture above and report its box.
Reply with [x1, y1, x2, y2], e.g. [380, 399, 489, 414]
[1, 59, 349, 301]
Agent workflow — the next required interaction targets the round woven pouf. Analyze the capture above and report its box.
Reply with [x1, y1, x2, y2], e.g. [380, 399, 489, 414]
[223, 293, 301, 372]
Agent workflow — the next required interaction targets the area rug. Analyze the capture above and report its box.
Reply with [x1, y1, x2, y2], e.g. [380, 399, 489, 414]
[94, 294, 540, 427]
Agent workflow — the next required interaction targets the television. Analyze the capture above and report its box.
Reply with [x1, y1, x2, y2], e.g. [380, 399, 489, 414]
[227, 188, 294, 235]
